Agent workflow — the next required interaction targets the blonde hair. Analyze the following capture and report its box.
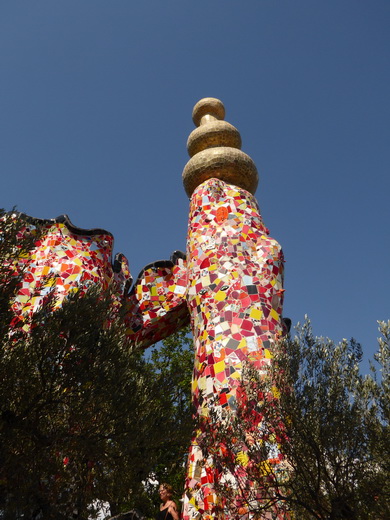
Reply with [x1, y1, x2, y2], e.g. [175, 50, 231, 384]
[160, 483, 173, 499]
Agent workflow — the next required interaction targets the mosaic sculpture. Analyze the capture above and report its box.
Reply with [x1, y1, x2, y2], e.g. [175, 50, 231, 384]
[8, 98, 288, 519]
[181, 99, 288, 520]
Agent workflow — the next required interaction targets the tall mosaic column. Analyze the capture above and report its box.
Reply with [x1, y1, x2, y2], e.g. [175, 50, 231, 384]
[181, 98, 287, 520]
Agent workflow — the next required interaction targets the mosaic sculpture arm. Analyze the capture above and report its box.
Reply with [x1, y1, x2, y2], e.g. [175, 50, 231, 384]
[124, 251, 189, 348]
[8, 214, 189, 349]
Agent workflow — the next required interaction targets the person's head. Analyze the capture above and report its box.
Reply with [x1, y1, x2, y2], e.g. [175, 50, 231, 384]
[158, 483, 173, 501]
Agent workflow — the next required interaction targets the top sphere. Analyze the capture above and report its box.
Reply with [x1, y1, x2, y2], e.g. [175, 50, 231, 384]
[192, 98, 225, 127]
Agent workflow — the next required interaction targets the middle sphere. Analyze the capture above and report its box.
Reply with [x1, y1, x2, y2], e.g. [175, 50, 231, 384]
[187, 120, 242, 157]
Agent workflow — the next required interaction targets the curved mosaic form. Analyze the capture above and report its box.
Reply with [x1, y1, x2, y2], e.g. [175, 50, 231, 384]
[6, 98, 289, 519]
[8, 214, 189, 347]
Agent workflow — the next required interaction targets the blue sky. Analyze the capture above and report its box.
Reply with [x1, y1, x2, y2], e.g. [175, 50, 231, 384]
[1, 1, 389, 371]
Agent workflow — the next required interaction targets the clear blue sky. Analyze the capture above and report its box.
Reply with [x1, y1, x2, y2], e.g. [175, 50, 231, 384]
[1, 1, 389, 371]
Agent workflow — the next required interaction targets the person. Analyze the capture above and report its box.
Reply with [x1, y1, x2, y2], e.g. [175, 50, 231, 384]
[156, 483, 179, 520]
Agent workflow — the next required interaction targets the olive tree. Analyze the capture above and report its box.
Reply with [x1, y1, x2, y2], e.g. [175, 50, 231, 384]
[199, 319, 389, 520]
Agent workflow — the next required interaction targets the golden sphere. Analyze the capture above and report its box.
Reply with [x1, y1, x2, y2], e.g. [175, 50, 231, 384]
[187, 120, 242, 157]
[182, 147, 258, 197]
[192, 98, 225, 126]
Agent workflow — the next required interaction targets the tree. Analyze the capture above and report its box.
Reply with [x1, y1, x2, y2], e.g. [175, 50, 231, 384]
[0, 211, 194, 520]
[198, 318, 390, 520]
[120, 328, 194, 519]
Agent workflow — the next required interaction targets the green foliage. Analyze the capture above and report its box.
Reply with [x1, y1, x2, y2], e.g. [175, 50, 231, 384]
[0, 211, 194, 520]
[375, 320, 390, 424]
[126, 328, 194, 518]
[199, 318, 390, 520]
[281, 319, 389, 519]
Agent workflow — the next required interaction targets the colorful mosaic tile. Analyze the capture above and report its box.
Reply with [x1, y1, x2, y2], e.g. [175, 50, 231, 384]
[10, 216, 117, 324]
[124, 253, 189, 348]
[8, 215, 189, 348]
[182, 178, 288, 520]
